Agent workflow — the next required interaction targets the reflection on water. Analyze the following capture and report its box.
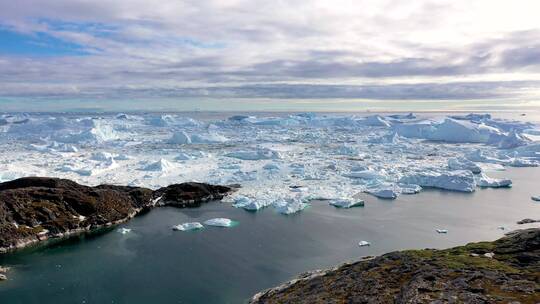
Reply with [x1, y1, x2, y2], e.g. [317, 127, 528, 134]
[0, 167, 539, 304]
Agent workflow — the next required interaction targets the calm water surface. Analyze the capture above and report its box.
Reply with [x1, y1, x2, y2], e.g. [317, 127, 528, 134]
[0, 167, 539, 303]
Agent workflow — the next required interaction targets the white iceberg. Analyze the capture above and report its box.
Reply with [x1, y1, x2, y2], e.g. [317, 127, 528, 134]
[476, 173, 512, 188]
[142, 159, 175, 172]
[172, 222, 204, 231]
[274, 199, 309, 215]
[169, 131, 192, 144]
[367, 188, 398, 199]
[232, 196, 272, 211]
[358, 241, 371, 247]
[329, 199, 365, 208]
[447, 157, 481, 174]
[203, 218, 236, 227]
[400, 170, 476, 192]
[191, 133, 228, 144]
[362, 115, 391, 127]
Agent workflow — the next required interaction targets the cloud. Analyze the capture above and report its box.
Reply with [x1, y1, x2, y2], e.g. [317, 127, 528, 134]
[0, 0, 539, 105]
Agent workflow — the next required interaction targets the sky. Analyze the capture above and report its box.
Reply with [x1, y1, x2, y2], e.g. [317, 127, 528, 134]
[1, 0, 540, 112]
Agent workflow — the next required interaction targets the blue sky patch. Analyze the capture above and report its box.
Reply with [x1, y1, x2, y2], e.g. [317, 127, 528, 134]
[0, 27, 89, 56]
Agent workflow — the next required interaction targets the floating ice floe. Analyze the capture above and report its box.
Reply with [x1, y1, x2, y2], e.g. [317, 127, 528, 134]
[203, 218, 236, 227]
[476, 173, 512, 188]
[400, 170, 476, 192]
[358, 241, 371, 247]
[225, 148, 281, 160]
[447, 157, 481, 174]
[172, 222, 204, 231]
[329, 199, 364, 208]
[436, 229, 448, 234]
[118, 228, 132, 234]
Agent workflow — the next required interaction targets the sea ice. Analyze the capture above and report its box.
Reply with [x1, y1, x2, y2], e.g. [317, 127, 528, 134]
[172, 222, 204, 231]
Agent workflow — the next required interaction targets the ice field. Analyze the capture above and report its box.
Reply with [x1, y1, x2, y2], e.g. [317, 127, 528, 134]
[1, 112, 540, 215]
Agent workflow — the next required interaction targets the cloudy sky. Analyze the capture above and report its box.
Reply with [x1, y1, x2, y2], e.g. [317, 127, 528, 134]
[1, 0, 540, 111]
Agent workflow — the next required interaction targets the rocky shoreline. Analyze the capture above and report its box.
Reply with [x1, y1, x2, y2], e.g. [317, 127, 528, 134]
[250, 228, 540, 303]
[0, 177, 232, 254]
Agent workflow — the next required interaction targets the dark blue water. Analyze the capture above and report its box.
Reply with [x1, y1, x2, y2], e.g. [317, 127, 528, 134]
[1, 167, 539, 303]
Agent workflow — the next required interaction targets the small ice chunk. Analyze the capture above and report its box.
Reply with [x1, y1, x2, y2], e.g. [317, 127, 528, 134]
[118, 228, 132, 234]
[476, 173, 512, 188]
[358, 241, 371, 247]
[204, 218, 235, 227]
[172, 222, 204, 231]
[329, 199, 364, 208]
[436, 229, 448, 234]
[232, 196, 272, 211]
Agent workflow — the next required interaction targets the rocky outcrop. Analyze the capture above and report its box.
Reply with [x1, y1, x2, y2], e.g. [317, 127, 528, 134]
[251, 228, 540, 304]
[0, 177, 231, 253]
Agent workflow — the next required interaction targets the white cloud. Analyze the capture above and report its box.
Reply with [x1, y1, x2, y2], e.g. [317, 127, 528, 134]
[0, 0, 539, 103]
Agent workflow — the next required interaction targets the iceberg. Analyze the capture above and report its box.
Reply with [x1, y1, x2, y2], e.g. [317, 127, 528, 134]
[274, 199, 309, 215]
[367, 188, 398, 199]
[362, 115, 391, 127]
[203, 218, 236, 227]
[400, 170, 476, 192]
[232, 196, 272, 211]
[142, 159, 175, 172]
[358, 241, 371, 247]
[399, 184, 422, 194]
[172, 222, 204, 231]
[447, 157, 481, 174]
[191, 133, 228, 144]
[476, 173, 512, 188]
[169, 131, 192, 144]
[329, 199, 365, 208]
